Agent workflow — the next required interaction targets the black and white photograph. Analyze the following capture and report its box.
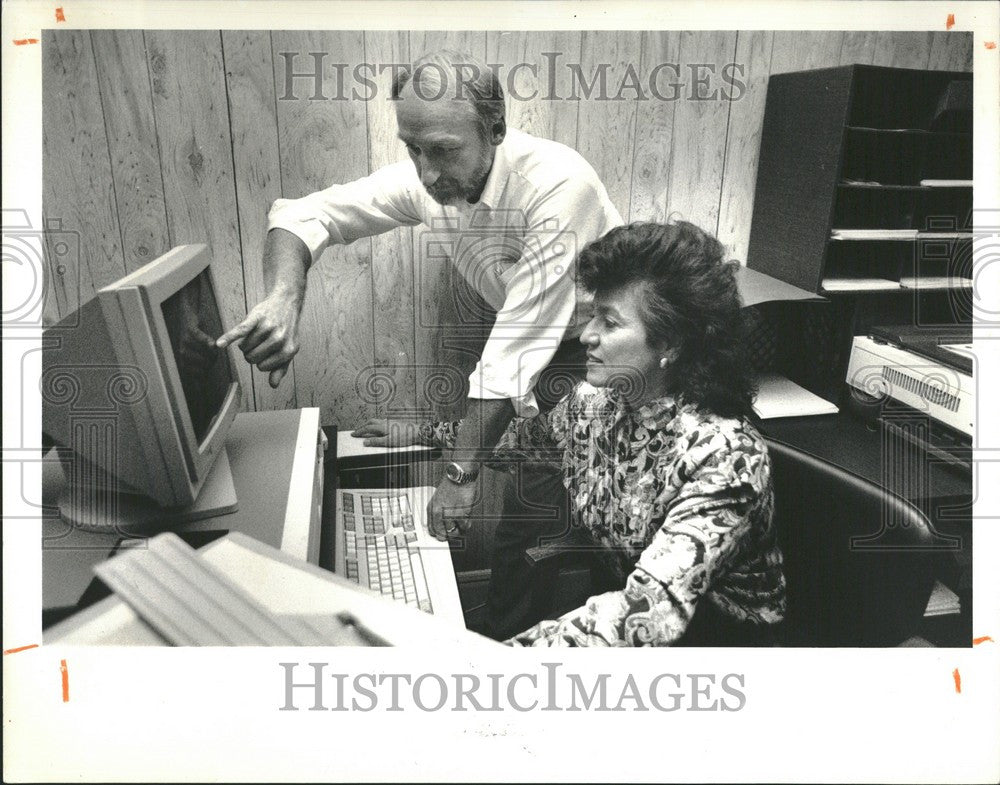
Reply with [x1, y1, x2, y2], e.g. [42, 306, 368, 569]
[4, 1, 999, 782]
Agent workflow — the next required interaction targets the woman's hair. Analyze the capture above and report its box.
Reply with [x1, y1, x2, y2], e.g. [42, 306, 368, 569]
[391, 49, 506, 141]
[577, 221, 757, 418]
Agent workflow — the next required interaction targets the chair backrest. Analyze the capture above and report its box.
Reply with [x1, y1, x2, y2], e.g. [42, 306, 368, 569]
[765, 437, 940, 646]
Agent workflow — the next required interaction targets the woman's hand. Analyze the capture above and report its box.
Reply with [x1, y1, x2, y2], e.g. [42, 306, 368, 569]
[351, 418, 423, 448]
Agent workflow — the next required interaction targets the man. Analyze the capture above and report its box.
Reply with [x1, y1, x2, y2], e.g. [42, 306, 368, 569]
[217, 49, 622, 639]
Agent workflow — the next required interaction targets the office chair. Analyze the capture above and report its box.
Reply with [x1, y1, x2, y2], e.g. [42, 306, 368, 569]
[766, 437, 940, 646]
[524, 437, 941, 646]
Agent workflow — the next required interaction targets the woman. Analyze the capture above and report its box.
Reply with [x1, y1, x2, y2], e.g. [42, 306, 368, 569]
[355, 221, 786, 646]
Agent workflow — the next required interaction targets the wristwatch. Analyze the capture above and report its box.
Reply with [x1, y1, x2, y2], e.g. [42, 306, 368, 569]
[445, 461, 480, 485]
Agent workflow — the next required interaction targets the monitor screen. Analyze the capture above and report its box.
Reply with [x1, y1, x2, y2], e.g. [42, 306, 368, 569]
[160, 268, 234, 445]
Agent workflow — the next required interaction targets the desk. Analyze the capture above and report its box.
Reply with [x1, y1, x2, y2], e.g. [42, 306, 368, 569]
[42, 408, 326, 626]
[760, 411, 969, 506]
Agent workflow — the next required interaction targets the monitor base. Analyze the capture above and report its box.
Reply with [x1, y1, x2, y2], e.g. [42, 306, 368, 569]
[58, 448, 239, 534]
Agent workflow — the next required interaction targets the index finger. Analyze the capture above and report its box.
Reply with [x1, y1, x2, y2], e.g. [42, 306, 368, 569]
[216, 312, 261, 348]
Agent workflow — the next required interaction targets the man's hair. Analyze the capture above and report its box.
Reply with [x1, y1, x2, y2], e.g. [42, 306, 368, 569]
[391, 49, 505, 139]
[577, 221, 757, 418]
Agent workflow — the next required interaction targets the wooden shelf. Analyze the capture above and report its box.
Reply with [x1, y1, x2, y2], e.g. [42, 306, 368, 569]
[829, 231, 973, 241]
[747, 65, 972, 295]
[821, 278, 902, 292]
[838, 181, 972, 191]
[899, 276, 973, 290]
[821, 277, 973, 293]
[845, 125, 971, 137]
[838, 182, 929, 191]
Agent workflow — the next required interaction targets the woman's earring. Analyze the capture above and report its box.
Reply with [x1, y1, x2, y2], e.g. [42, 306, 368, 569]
[659, 357, 668, 369]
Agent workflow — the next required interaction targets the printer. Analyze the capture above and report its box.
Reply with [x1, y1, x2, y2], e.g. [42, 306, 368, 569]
[846, 325, 973, 473]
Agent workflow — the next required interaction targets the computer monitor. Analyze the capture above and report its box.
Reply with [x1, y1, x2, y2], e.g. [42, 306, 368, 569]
[42, 244, 243, 530]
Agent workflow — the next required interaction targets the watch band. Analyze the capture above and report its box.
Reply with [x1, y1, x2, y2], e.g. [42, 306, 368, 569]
[445, 461, 479, 485]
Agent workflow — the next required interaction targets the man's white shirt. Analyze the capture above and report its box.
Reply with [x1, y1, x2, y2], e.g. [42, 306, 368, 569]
[267, 127, 623, 416]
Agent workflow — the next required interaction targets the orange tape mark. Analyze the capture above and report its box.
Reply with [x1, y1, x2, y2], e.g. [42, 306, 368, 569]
[55, 7, 66, 22]
[60, 659, 70, 702]
[952, 668, 961, 693]
[973, 635, 994, 645]
[3, 644, 39, 655]
[946, 13, 955, 29]
[986, 42, 997, 50]
[13, 38, 40, 46]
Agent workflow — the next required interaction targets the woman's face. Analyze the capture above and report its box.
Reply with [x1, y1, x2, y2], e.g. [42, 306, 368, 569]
[580, 283, 670, 403]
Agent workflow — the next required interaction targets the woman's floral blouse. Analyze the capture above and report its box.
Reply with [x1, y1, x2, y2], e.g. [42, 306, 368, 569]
[422, 381, 786, 647]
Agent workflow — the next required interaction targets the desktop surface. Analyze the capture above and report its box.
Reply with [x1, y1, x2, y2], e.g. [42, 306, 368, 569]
[42, 408, 321, 623]
[760, 410, 970, 504]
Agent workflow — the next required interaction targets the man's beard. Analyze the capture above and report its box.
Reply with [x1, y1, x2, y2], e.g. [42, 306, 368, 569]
[425, 150, 494, 206]
[425, 180, 463, 205]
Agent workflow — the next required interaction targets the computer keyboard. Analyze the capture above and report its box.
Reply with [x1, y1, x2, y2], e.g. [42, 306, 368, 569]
[333, 487, 465, 625]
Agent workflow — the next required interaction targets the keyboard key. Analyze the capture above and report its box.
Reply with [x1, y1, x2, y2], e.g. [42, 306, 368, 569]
[408, 549, 432, 614]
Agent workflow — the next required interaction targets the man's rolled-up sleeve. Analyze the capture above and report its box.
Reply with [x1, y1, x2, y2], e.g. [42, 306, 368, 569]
[468, 181, 618, 417]
[266, 161, 423, 265]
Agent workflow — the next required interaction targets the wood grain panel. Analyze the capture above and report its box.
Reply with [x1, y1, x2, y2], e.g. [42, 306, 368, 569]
[769, 31, 845, 74]
[42, 29, 125, 311]
[573, 30, 641, 220]
[486, 30, 582, 148]
[222, 30, 296, 412]
[408, 30, 486, 59]
[41, 252, 63, 327]
[662, 31, 737, 234]
[146, 29, 253, 409]
[839, 31, 877, 65]
[927, 31, 974, 71]
[364, 30, 419, 418]
[272, 30, 374, 427]
[91, 30, 170, 275]
[627, 31, 680, 222]
[716, 30, 774, 263]
[873, 32, 934, 69]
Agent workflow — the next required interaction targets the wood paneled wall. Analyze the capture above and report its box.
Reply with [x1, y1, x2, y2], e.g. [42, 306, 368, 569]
[43, 30, 973, 428]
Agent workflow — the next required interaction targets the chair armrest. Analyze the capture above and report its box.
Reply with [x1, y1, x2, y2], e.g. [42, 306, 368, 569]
[523, 530, 594, 623]
[524, 530, 592, 567]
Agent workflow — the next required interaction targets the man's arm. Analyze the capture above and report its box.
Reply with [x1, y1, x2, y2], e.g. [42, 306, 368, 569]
[218, 161, 424, 386]
[427, 397, 513, 541]
[216, 229, 310, 388]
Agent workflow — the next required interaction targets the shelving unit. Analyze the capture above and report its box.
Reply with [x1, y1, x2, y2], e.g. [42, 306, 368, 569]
[747, 64, 972, 298]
